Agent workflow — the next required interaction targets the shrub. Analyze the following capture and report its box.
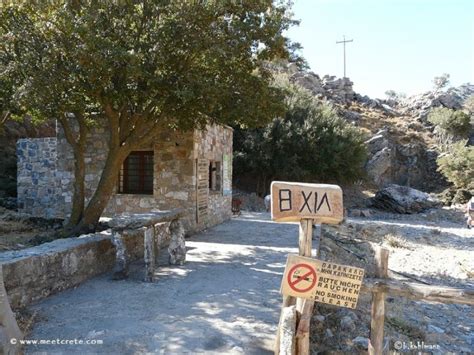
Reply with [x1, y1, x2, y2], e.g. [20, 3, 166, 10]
[464, 95, 474, 115]
[427, 107, 471, 146]
[233, 82, 367, 194]
[432, 73, 450, 92]
[437, 141, 474, 191]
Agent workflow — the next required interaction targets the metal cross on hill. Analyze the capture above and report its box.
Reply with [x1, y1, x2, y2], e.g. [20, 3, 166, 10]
[336, 35, 354, 78]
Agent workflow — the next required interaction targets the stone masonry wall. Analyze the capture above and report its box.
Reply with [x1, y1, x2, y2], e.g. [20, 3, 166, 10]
[54, 122, 197, 231]
[1, 211, 179, 309]
[17, 120, 232, 234]
[17, 137, 63, 218]
[194, 125, 233, 229]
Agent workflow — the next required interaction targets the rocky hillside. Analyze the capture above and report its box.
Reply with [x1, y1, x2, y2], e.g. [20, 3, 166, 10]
[285, 63, 473, 193]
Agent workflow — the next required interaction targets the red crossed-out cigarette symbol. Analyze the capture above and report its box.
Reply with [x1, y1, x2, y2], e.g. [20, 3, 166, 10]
[287, 263, 317, 293]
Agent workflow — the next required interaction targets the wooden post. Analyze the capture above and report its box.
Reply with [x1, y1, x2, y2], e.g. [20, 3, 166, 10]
[295, 219, 313, 354]
[272, 182, 343, 355]
[0, 265, 23, 355]
[279, 306, 297, 355]
[295, 223, 321, 354]
[368, 247, 389, 355]
[276, 219, 313, 354]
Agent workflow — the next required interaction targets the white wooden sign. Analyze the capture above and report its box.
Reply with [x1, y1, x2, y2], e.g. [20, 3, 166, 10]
[271, 181, 343, 224]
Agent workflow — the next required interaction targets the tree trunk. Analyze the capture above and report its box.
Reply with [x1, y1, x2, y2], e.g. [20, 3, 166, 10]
[58, 116, 88, 234]
[0, 265, 23, 355]
[66, 144, 86, 227]
[74, 146, 129, 233]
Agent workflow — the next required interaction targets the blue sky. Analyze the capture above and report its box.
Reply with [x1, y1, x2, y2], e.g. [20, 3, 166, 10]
[286, 0, 474, 98]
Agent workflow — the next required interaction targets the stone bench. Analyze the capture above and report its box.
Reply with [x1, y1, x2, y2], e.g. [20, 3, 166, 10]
[104, 209, 186, 282]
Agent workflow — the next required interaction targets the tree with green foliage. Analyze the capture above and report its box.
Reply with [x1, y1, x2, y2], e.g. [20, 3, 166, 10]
[1, 1, 298, 233]
[432, 73, 450, 92]
[427, 107, 471, 151]
[384, 90, 397, 100]
[437, 141, 474, 191]
[234, 79, 367, 195]
[0, 36, 21, 132]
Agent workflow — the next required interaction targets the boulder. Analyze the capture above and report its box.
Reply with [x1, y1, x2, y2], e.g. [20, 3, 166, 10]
[365, 130, 389, 155]
[365, 147, 394, 186]
[371, 184, 441, 214]
[342, 110, 361, 122]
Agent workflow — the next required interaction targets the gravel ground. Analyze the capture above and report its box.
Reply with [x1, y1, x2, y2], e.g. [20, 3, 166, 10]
[311, 207, 473, 354]
[26, 213, 299, 354]
[23, 209, 473, 354]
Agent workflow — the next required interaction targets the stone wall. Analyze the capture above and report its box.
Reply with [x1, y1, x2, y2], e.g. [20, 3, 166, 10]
[17, 137, 63, 218]
[194, 125, 233, 229]
[17, 121, 233, 233]
[1, 211, 180, 309]
[1, 232, 116, 309]
[112, 130, 197, 232]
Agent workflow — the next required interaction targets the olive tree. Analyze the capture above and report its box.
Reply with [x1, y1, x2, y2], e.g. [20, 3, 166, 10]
[1, 1, 298, 233]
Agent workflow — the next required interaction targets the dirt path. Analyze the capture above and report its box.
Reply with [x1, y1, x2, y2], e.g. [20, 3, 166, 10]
[26, 213, 299, 354]
[24, 210, 473, 353]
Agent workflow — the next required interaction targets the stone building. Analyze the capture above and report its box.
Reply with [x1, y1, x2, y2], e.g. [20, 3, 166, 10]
[17, 122, 233, 233]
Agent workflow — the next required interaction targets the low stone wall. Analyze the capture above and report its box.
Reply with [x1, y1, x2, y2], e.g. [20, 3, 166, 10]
[1, 232, 116, 309]
[1, 211, 182, 309]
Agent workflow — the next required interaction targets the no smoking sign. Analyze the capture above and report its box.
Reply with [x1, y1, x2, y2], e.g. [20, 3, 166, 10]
[281, 254, 365, 309]
[287, 263, 317, 293]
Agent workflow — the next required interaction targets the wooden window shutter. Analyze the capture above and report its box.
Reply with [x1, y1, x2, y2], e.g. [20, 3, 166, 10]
[196, 159, 209, 223]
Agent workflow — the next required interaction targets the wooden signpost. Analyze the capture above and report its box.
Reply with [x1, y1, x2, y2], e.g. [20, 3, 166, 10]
[272, 181, 363, 355]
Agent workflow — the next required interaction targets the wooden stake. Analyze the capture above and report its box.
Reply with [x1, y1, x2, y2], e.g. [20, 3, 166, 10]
[294, 219, 313, 354]
[0, 265, 23, 355]
[295, 222, 321, 355]
[279, 306, 297, 355]
[275, 295, 296, 355]
[368, 247, 389, 355]
[276, 219, 313, 354]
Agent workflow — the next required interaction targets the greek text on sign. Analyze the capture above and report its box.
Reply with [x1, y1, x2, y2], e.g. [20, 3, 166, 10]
[281, 254, 365, 309]
[271, 181, 343, 224]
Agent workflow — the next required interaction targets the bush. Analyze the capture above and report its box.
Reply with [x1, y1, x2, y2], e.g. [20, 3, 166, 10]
[233, 82, 367, 194]
[428, 107, 471, 138]
[464, 95, 474, 115]
[437, 141, 474, 191]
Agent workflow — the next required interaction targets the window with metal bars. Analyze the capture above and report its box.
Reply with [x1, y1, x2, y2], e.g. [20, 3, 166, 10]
[118, 151, 154, 194]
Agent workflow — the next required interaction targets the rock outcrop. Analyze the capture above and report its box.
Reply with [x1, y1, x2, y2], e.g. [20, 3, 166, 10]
[399, 83, 474, 121]
[288, 63, 355, 104]
[370, 184, 441, 213]
[364, 129, 445, 191]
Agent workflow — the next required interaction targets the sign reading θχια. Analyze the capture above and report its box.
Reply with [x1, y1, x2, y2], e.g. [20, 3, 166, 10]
[281, 254, 365, 309]
[271, 181, 343, 224]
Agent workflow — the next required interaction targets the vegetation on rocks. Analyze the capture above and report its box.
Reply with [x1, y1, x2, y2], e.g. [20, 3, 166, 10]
[428, 107, 471, 145]
[437, 142, 474, 192]
[234, 79, 367, 194]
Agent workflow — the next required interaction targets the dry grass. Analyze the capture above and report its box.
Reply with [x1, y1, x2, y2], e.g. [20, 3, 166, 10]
[384, 233, 413, 250]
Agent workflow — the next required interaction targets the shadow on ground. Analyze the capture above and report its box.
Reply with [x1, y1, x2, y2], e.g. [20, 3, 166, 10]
[27, 213, 299, 354]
